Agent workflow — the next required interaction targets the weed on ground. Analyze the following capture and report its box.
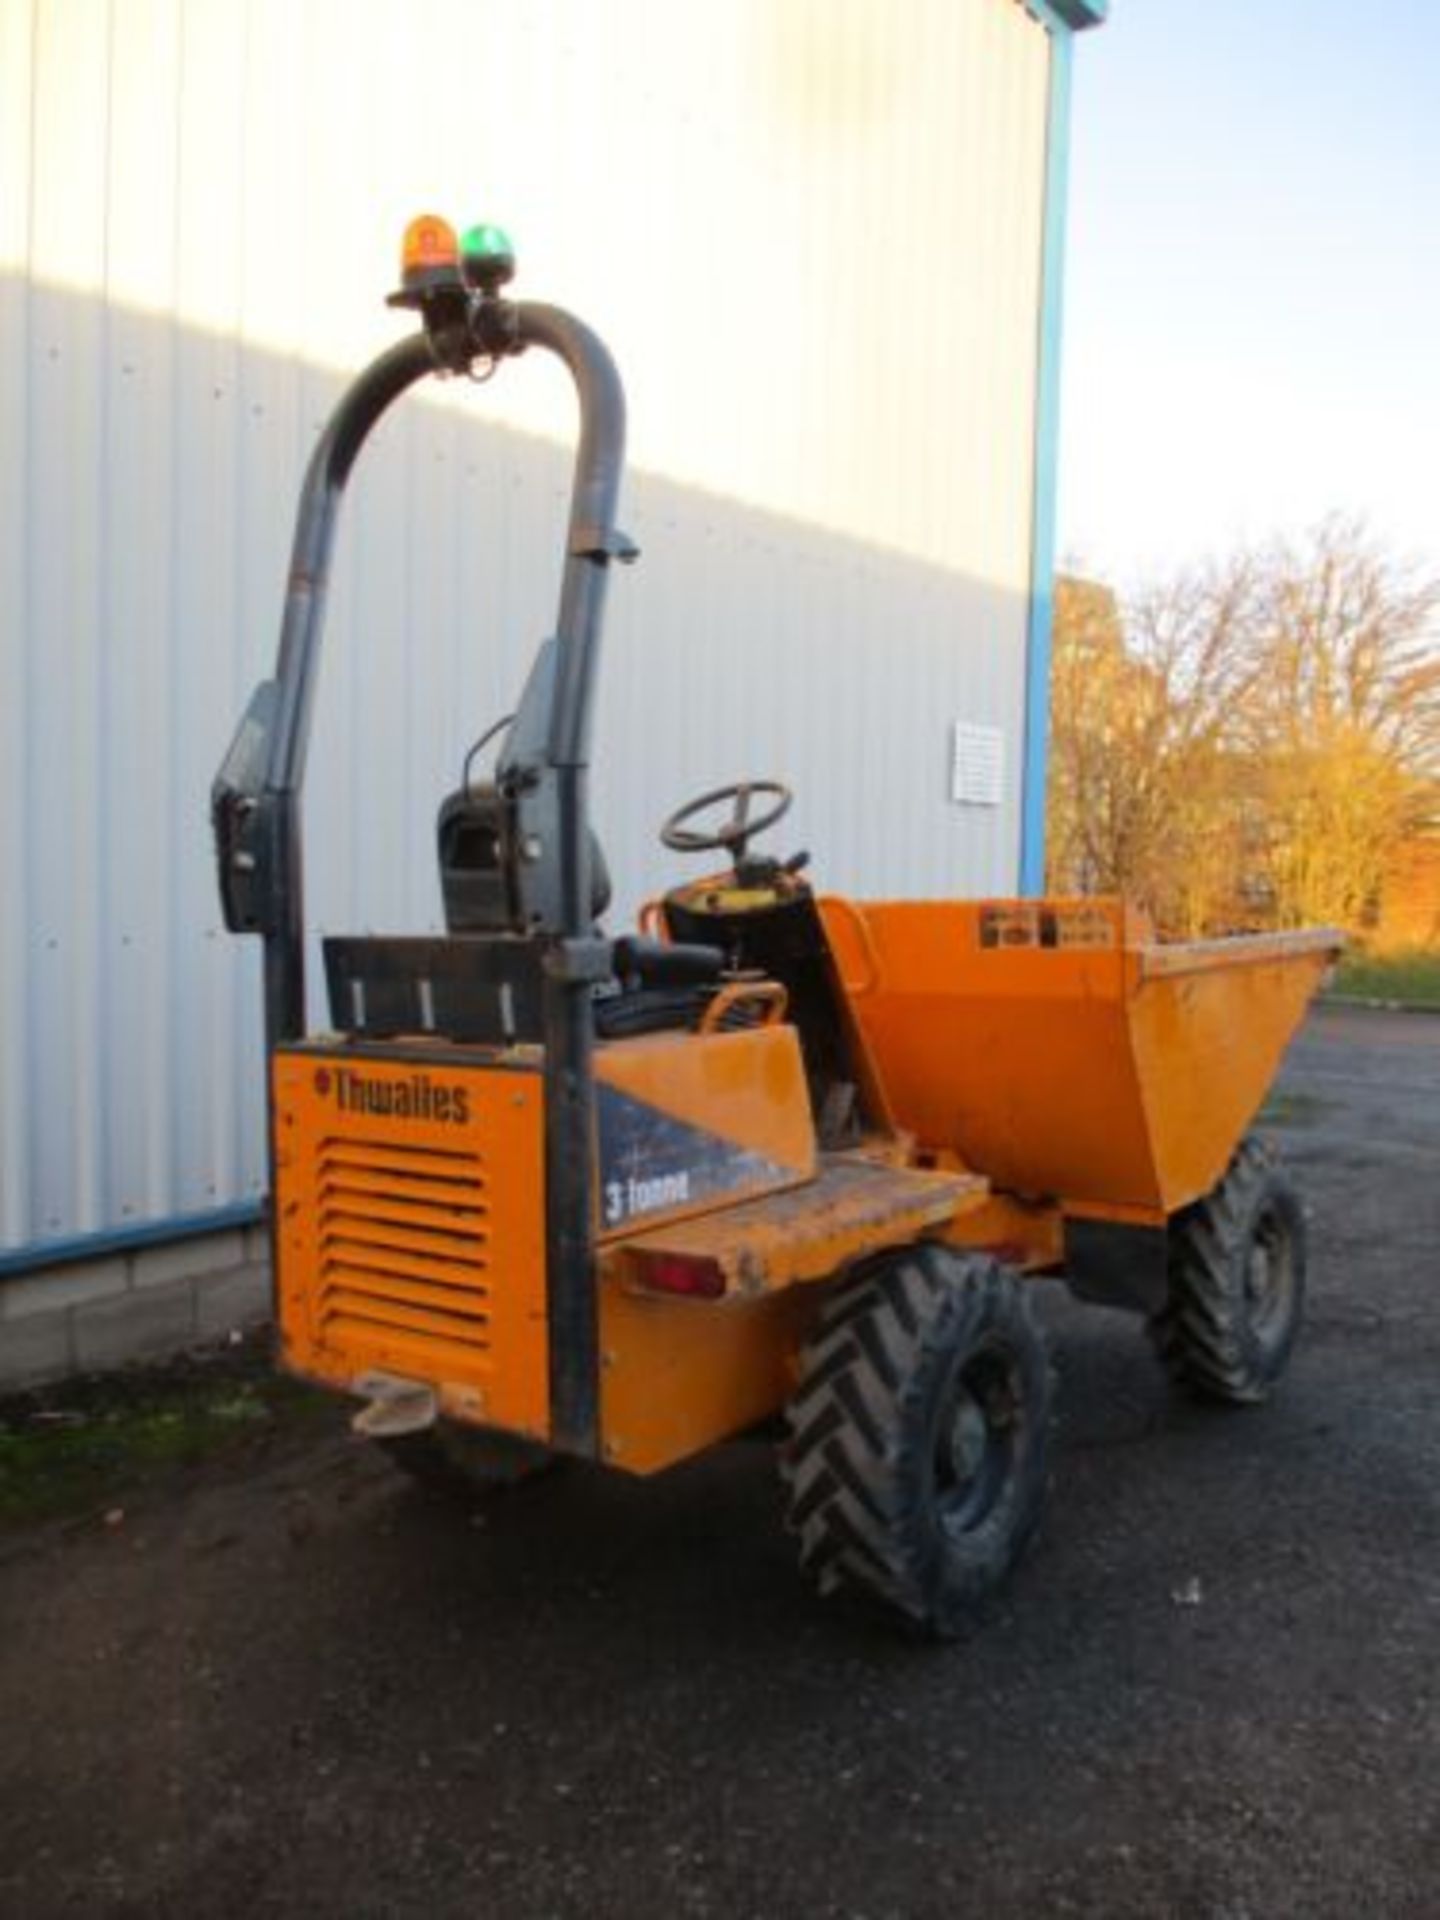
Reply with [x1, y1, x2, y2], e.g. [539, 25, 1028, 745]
[0, 1333, 333, 1529]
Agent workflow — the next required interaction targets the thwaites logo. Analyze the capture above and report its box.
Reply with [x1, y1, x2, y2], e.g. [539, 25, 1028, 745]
[312, 1066, 471, 1126]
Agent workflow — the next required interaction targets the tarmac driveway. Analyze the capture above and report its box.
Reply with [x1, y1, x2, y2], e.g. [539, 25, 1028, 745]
[1, 1005, 1437, 1918]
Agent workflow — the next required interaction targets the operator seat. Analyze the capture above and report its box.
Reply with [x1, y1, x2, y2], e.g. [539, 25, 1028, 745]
[438, 785, 612, 933]
[437, 786, 724, 1038]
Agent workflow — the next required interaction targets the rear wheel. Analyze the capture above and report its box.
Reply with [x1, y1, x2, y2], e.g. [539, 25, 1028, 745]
[780, 1245, 1052, 1638]
[379, 1422, 556, 1503]
[1148, 1134, 1306, 1404]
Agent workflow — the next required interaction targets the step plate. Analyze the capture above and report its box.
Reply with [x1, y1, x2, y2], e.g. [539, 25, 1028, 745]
[610, 1153, 985, 1299]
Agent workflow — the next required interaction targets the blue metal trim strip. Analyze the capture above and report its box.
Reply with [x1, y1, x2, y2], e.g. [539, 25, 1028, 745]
[1019, 22, 1078, 892]
[0, 1200, 265, 1278]
[1023, 0, 1107, 31]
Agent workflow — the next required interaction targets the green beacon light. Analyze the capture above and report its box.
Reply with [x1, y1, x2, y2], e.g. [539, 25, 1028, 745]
[460, 222, 516, 293]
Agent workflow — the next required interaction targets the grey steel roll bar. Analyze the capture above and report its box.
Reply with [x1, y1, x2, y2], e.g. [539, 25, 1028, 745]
[212, 288, 633, 1454]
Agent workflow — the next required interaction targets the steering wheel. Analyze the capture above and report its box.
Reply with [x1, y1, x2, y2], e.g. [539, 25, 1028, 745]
[660, 779, 793, 859]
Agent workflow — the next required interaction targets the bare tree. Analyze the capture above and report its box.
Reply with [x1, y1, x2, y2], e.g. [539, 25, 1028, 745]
[1238, 522, 1440, 928]
[1047, 566, 1259, 934]
[1047, 524, 1440, 938]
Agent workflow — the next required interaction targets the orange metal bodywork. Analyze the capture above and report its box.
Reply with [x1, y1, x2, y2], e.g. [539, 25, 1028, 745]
[271, 1022, 829, 1466]
[267, 892, 1338, 1479]
[594, 1023, 815, 1242]
[609, 1154, 982, 1299]
[597, 1277, 822, 1475]
[936, 1190, 1067, 1271]
[272, 1046, 551, 1438]
[592, 1021, 844, 1472]
[596, 1153, 986, 1472]
[821, 896, 1341, 1220]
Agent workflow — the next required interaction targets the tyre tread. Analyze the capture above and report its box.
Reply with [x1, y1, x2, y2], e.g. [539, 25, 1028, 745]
[780, 1244, 1051, 1635]
[1148, 1133, 1306, 1405]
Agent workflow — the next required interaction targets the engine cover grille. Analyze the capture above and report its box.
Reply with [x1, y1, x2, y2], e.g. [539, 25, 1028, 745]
[317, 1140, 491, 1362]
[271, 1050, 548, 1438]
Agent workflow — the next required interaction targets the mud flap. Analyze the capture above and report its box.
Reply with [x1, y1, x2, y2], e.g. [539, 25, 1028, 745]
[1063, 1218, 1170, 1317]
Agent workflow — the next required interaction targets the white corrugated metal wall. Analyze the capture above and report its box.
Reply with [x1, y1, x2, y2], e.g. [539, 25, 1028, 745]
[0, 0, 1053, 1254]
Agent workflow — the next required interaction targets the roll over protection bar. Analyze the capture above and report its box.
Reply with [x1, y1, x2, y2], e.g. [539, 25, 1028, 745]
[213, 298, 634, 1051]
[212, 280, 636, 1456]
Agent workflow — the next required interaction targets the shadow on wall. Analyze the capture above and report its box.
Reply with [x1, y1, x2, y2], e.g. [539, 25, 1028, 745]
[0, 278, 1031, 1253]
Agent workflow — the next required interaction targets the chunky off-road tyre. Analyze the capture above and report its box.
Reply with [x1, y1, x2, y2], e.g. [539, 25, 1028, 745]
[1149, 1134, 1306, 1405]
[780, 1246, 1052, 1638]
[380, 1422, 556, 1503]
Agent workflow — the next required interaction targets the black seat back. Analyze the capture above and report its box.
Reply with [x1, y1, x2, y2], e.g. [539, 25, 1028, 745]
[438, 785, 612, 933]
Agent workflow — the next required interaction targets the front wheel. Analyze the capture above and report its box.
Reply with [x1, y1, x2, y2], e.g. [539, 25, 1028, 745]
[1148, 1134, 1307, 1405]
[780, 1245, 1053, 1638]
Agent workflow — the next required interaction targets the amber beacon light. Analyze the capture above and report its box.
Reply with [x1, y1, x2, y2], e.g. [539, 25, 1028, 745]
[396, 214, 460, 297]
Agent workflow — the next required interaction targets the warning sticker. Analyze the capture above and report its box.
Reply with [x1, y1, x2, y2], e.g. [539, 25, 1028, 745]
[1050, 906, 1118, 950]
[979, 906, 1041, 949]
[979, 905, 1119, 951]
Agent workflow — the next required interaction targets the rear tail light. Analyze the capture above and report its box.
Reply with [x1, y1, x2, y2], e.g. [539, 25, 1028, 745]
[630, 1252, 727, 1300]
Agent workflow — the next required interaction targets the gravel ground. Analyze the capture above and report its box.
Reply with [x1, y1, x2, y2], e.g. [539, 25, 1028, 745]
[1, 1005, 1436, 1919]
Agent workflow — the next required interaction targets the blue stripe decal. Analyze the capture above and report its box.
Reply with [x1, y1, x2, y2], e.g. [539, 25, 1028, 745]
[1019, 17, 1080, 892]
[596, 1084, 791, 1233]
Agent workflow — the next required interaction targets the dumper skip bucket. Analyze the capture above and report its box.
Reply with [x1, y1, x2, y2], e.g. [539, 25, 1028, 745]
[822, 897, 1342, 1222]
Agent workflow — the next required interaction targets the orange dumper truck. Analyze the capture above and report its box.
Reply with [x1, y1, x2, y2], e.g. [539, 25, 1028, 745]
[213, 221, 1339, 1634]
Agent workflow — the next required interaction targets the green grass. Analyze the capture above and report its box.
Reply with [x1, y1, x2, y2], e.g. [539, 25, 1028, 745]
[0, 1338, 333, 1529]
[1331, 948, 1440, 1008]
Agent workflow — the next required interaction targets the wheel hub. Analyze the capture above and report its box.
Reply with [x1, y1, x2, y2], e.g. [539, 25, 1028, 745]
[934, 1349, 1019, 1534]
[1244, 1205, 1294, 1348]
[945, 1394, 990, 1488]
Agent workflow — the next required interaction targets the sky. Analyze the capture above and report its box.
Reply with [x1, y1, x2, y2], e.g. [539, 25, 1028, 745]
[1057, 0, 1440, 591]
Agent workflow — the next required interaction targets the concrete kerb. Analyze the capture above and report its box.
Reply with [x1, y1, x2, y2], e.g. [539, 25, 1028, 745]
[1319, 994, 1440, 1016]
[0, 1229, 273, 1393]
